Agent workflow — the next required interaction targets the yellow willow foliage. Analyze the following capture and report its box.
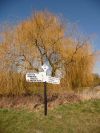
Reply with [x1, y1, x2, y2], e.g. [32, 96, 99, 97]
[59, 38, 76, 59]
[15, 11, 65, 57]
[65, 44, 95, 89]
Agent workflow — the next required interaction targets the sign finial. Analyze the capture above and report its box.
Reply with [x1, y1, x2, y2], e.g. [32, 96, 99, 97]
[41, 64, 49, 72]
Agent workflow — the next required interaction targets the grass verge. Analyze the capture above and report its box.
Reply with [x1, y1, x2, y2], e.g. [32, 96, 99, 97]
[0, 100, 100, 133]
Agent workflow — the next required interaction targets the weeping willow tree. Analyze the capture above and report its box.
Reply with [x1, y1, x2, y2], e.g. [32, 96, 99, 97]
[0, 11, 96, 95]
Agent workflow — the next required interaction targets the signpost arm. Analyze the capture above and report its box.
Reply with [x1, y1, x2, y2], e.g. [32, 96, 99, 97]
[44, 81, 47, 116]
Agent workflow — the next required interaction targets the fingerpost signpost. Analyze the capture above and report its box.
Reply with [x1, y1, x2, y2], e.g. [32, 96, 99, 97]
[26, 64, 60, 116]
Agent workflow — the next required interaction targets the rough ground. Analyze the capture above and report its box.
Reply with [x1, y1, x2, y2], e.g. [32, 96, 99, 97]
[0, 93, 81, 111]
[0, 86, 100, 111]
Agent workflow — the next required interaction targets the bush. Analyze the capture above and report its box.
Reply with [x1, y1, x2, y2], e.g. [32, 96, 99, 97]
[0, 72, 42, 96]
[93, 74, 100, 86]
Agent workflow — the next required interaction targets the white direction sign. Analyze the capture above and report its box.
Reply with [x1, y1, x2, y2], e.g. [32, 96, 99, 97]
[26, 73, 44, 82]
[46, 76, 60, 84]
[26, 64, 60, 84]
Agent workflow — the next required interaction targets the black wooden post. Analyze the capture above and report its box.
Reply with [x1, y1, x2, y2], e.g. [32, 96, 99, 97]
[44, 81, 47, 116]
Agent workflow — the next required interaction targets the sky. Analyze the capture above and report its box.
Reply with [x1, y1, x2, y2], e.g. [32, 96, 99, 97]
[0, 0, 100, 74]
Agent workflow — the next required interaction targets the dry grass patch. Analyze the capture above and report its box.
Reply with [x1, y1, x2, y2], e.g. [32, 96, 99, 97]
[0, 92, 81, 111]
[79, 86, 100, 100]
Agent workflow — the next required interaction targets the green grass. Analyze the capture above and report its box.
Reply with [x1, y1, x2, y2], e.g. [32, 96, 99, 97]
[0, 100, 100, 133]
